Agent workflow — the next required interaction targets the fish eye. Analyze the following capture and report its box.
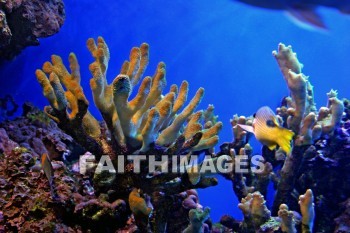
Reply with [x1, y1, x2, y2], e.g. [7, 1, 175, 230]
[266, 119, 276, 127]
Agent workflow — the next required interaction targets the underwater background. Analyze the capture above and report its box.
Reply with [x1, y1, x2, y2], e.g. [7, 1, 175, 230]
[1, 0, 350, 223]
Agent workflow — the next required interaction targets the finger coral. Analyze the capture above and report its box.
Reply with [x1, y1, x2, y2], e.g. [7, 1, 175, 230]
[35, 36, 223, 231]
[36, 37, 222, 156]
[217, 43, 349, 233]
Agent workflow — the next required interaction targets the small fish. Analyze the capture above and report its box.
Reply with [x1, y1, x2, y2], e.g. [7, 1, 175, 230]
[234, 0, 350, 30]
[237, 106, 294, 154]
[41, 153, 57, 198]
[41, 153, 54, 182]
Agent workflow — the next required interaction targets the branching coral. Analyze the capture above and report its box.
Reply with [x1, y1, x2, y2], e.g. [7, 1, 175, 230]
[1, 35, 347, 232]
[272, 43, 344, 145]
[36, 37, 221, 156]
[216, 43, 347, 232]
[35, 36, 223, 231]
[234, 189, 314, 233]
[271, 44, 344, 217]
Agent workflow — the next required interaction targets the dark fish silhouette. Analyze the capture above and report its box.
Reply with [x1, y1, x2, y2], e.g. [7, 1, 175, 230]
[235, 0, 350, 29]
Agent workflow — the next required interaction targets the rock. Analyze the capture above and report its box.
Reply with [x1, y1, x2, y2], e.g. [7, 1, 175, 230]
[0, 0, 65, 60]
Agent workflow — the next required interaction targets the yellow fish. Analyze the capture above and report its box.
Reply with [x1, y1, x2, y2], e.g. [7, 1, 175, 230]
[237, 106, 294, 154]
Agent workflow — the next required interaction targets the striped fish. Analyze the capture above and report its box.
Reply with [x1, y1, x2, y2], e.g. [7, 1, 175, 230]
[41, 153, 57, 198]
[238, 106, 294, 154]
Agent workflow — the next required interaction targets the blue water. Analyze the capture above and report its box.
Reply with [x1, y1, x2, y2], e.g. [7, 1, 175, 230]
[1, 0, 350, 223]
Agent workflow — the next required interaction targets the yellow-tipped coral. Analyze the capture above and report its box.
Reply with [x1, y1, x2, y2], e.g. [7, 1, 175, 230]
[36, 36, 222, 154]
[36, 53, 104, 155]
[35, 37, 224, 232]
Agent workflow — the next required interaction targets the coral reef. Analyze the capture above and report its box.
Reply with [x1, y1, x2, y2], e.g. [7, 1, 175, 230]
[0, 0, 65, 60]
[1, 103, 83, 160]
[0, 125, 128, 232]
[0, 38, 349, 232]
[216, 43, 349, 232]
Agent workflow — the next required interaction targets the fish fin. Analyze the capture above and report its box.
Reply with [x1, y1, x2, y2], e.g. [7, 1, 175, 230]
[276, 128, 294, 154]
[267, 144, 277, 151]
[285, 6, 327, 31]
[236, 124, 254, 134]
[273, 117, 280, 126]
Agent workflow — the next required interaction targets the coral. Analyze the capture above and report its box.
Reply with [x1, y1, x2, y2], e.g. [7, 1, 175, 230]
[1, 35, 349, 232]
[219, 215, 240, 232]
[334, 198, 350, 233]
[298, 189, 314, 233]
[0, 127, 18, 154]
[271, 44, 345, 218]
[34, 36, 223, 231]
[221, 189, 314, 232]
[0, 141, 128, 232]
[230, 114, 253, 150]
[216, 42, 348, 232]
[36, 37, 222, 156]
[238, 191, 271, 231]
[0, 103, 84, 160]
[278, 204, 296, 233]
[129, 188, 153, 231]
[343, 98, 350, 121]
[272, 43, 307, 134]
[183, 207, 210, 233]
[0, 0, 65, 60]
[182, 191, 202, 210]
